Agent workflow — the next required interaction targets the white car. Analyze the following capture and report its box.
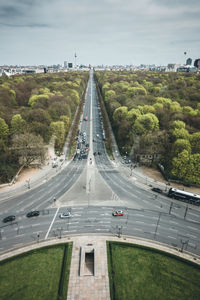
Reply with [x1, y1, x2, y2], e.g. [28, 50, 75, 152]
[59, 212, 72, 219]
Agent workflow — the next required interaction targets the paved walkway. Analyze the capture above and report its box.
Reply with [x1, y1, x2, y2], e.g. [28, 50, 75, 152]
[67, 236, 110, 300]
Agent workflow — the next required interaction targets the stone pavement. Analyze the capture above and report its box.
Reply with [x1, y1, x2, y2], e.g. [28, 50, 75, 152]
[67, 236, 110, 300]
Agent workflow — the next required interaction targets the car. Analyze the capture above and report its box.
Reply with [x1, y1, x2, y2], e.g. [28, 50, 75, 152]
[125, 159, 131, 164]
[112, 210, 124, 217]
[151, 187, 163, 194]
[3, 215, 16, 223]
[59, 212, 71, 218]
[26, 211, 40, 218]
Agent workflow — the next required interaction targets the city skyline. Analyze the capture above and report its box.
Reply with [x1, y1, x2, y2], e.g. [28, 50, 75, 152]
[0, 0, 200, 66]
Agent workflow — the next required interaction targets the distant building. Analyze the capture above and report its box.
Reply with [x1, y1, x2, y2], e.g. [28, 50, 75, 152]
[64, 61, 68, 68]
[166, 64, 180, 72]
[177, 66, 197, 73]
[194, 58, 200, 68]
[186, 58, 192, 65]
[68, 63, 73, 68]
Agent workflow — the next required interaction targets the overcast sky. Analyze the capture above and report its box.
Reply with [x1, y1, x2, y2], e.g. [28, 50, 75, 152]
[0, 0, 200, 66]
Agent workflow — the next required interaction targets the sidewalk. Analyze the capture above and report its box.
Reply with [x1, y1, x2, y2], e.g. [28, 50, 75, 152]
[67, 236, 110, 300]
[0, 151, 68, 201]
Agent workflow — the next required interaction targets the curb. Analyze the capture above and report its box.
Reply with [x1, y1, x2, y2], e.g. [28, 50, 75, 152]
[1, 233, 200, 265]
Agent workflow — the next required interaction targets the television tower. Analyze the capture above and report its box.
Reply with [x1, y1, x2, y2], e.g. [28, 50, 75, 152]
[74, 52, 77, 69]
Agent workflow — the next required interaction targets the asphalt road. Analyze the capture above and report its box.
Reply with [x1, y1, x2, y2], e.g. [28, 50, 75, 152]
[0, 70, 200, 256]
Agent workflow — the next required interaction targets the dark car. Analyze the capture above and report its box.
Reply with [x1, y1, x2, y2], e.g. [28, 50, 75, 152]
[151, 188, 163, 194]
[26, 211, 40, 218]
[3, 215, 16, 223]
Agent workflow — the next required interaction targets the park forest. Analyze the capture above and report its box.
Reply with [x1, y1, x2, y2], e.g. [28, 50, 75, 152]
[95, 70, 200, 186]
[0, 71, 89, 183]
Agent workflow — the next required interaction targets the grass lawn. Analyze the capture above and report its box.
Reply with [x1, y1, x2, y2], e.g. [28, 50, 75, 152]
[107, 241, 200, 300]
[0, 243, 72, 300]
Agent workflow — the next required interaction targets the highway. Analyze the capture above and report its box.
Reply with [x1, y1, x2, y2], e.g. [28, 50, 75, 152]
[0, 70, 200, 256]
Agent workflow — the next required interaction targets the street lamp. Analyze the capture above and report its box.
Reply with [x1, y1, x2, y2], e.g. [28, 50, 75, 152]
[37, 232, 40, 242]
[184, 205, 188, 220]
[117, 225, 122, 238]
[154, 212, 161, 240]
[180, 239, 188, 252]
[26, 179, 30, 189]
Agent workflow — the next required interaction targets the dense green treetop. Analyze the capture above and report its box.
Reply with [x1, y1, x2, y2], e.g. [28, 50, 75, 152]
[0, 71, 89, 183]
[95, 70, 200, 184]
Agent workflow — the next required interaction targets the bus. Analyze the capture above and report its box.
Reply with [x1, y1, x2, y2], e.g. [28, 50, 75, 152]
[168, 188, 200, 206]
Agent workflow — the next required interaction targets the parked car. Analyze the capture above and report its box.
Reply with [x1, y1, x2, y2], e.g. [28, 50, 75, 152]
[112, 210, 124, 217]
[59, 212, 71, 218]
[3, 215, 16, 223]
[26, 211, 40, 218]
[151, 188, 163, 194]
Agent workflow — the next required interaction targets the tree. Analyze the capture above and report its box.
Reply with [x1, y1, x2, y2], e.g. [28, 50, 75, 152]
[113, 106, 128, 123]
[60, 116, 70, 133]
[155, 97, 172, 108]
[190, 132, 200, 153]
[0, 117, 9, 140]
[169, 120, 186, 130]
[169, 101, 181, 113]
[171, 128, 189, 140]
[105, 90, 116, 102]
[133, 113, 159, 135]
[50, 121, 65, 149]
[185, 154, 200, 184]
[172, 139, 191, 156]
[171, 150, 190, 180]
[28, 94, 49, 107]
[12, 133, 46, 167]
[11, 114, 26, 135]
[127, 108, 141, 123]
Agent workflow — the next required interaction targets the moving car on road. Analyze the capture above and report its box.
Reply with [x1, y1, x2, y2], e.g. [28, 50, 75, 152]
[26, 211, 40, 218]
[59, 212, 72, 218]
[3, 215, 16, 223]
[151, 188, 163, 194]
[112, 210, 124, 216]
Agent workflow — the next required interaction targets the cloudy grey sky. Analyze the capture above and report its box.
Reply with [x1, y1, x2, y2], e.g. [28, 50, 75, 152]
[0, 0, 200, 66]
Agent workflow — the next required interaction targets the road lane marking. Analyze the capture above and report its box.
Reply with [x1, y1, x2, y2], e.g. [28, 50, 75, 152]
[167, 236, 176, 239]
[32, 223, 41, 227]
[187, 226, 199, 231]
[187, 234, 198, 238]
[189, 212, 199, 217]
[135, 221, 145, 224]
[169, 227, 178, 231]
[45, 207, 59, 239]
